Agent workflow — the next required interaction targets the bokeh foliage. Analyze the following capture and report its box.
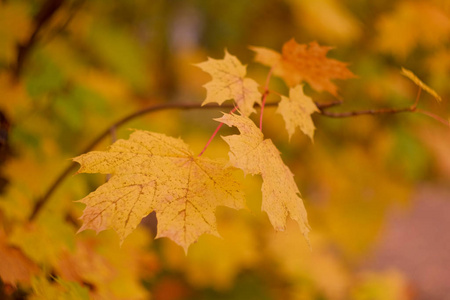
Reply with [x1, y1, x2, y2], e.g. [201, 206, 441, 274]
[0, 0, 449, 299]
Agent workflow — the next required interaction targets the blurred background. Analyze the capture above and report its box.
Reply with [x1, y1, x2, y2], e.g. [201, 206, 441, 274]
[0, 0, 449, 299]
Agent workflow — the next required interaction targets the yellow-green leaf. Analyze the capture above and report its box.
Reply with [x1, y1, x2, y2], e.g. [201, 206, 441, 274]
[217, 114, 310, 244]
[401, 67, 442, 102]
[277, 84, 319, 141]
[73, 130, 245, 253]
[196, 50, 261, 116]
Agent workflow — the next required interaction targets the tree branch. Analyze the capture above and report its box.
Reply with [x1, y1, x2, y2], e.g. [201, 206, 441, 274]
[28, 99, 423, 221]
[319, 106, 415, 118]
[13, 0, 65, 78]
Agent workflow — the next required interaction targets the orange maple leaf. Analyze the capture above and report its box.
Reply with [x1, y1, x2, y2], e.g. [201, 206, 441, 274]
[73, 130, 245, 253]
[251, 39, 356, 96]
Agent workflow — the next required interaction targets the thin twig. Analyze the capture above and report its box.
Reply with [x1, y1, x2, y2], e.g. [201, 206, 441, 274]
[320, 106, 415, 118]
[319, 87, 427, 118]
[198, 107, 237, 156]
[315, 99, 343, 109]
[412, 87, 422, 110]
[416, 109, 450, 127]
[260, 67, 274, 130]
[40, 0, 86, 45]
[14, 0, 65, 78]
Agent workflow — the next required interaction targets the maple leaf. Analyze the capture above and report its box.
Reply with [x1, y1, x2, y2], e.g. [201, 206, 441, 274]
[277, 84, 319, 141]
[250, 39, 355, 96]
[400, 67, 442, 102]
[196, 50, 262, 116]
[217, 113, 310, 243]
[73, 130, 244, 253]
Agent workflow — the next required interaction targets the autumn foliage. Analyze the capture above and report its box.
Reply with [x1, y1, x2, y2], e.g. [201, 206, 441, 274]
[251, 39, 356, 96]
[73, 40, 357, 252]
[1, 1, 449, 300]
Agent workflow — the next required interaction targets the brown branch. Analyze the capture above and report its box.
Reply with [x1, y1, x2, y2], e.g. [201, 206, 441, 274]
[318, 87, 424, 118]
[315, 99, 343, 109]
[40, 0, 87, 45]
[319, 106, 415, 118]
[13, 0, 65, 78]
[28, 99, 416, 221]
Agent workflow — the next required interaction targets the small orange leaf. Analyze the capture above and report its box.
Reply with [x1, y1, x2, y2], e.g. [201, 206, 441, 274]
[251, 39, 356, 96]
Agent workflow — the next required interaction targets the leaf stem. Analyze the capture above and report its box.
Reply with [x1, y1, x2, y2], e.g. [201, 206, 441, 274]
[198, 107, 237, 156]
[260, 67, 274, 130]
[411, 87, 422, 110]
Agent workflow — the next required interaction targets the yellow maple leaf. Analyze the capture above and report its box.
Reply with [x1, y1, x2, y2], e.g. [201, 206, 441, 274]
[277, 84, 319, 141]
[217, 113, 310, 243]
[196, 50, 261, 116]
[251, 39, 355, 96]
[400, 67, 442, 102]
[73, 130, 244, 253]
